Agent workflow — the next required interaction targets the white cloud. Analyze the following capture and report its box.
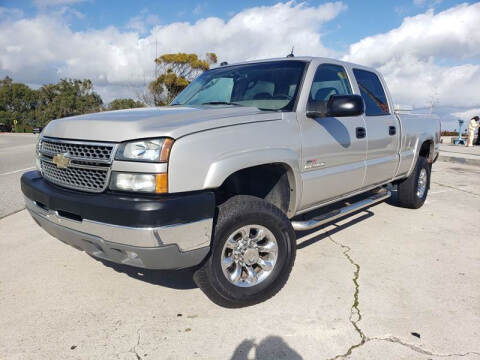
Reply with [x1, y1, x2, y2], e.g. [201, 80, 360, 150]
[343, 3, 480, 110]
[451, 108, 480, 121]
[148, 1, 346, 61]
[345, 4, 480, 66]
[0, 1, 346, 101]
[126, 12, 161, 34]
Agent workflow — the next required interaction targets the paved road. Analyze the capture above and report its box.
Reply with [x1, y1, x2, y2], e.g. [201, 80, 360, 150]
[0, 134, 37, 218]
[0, 161, 479, 359]
[439, 143, 480, 167]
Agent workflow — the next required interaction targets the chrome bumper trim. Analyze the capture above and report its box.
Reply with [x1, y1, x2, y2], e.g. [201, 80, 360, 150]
[25, 197, 213, 251]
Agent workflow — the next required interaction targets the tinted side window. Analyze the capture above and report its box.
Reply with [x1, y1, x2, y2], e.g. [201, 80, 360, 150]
[353, 69, 389, 116]
[309, 64, 352, 104]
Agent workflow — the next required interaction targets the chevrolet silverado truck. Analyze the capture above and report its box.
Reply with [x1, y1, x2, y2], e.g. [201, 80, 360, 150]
[21, 57, 440, 307]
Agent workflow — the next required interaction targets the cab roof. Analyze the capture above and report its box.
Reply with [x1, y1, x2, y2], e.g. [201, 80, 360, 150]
[214, 56, 375, 73]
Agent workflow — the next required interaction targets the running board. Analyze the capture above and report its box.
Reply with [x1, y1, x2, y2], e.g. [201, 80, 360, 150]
[291, 190, 391, 231]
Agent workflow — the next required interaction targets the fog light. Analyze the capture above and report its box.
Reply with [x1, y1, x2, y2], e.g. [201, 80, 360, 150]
[110, 172, 167, 193]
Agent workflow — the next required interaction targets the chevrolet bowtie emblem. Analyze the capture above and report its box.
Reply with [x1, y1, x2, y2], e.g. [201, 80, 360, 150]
[52, 152, 71, 169]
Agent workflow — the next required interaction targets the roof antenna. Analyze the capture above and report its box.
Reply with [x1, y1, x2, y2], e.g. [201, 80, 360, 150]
[286, 46, 295, 58]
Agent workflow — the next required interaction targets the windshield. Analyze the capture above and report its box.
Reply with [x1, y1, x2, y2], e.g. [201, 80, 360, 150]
[171, 60, 307, 111]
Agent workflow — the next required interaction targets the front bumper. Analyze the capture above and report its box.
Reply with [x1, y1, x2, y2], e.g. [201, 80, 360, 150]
[21, 171, 215, 270]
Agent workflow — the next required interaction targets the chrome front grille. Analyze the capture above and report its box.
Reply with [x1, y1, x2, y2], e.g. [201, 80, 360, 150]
[40, 138, 115, 162]
[40, 160, 109, 192]
[38, 138, 116, 193]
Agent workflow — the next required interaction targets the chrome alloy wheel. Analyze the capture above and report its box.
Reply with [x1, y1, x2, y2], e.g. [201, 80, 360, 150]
[416, 168, 427, 198]
[220, 225, 278, 288]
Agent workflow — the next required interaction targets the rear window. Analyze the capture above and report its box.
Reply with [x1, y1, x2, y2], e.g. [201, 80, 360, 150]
[353, 69, 389, 116]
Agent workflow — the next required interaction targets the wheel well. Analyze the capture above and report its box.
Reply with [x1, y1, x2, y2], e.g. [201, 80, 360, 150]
[419, 140, 434, 162]
[215, 164, 293, 215]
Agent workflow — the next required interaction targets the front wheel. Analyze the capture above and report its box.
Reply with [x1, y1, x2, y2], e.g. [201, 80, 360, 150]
[194, 195, 296, 308]
[396, 156, 431, 209]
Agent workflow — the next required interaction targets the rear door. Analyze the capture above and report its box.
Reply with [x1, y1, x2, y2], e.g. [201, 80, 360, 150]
[352, 69, 400, 186]
[298, 63, 367, 210]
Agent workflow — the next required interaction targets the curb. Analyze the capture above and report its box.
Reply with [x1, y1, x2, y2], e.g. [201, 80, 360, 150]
[438, 155, 480, 167]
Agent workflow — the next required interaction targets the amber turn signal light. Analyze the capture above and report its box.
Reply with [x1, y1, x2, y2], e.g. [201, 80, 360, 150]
[155, 173, 168, 193]
[160, 138, 174, 162]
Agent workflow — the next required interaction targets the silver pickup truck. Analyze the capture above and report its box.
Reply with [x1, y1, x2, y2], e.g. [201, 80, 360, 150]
[21, 57, 439, 307]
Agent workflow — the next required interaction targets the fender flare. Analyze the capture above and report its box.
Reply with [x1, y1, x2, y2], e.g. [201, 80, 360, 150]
[203, 148, 302, 217]
[407, 135, 435, 178]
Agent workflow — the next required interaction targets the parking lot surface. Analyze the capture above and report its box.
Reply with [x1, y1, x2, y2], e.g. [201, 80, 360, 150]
[0, 134, 36, 218]
[0, 153, 479, 359]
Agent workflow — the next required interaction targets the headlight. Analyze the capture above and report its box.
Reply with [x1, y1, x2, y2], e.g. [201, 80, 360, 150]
[109, 172, 168, 193]
[115, 138, 173, 162]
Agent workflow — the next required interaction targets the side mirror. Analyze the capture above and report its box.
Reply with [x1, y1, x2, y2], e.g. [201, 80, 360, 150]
[306, 95, 364, 118]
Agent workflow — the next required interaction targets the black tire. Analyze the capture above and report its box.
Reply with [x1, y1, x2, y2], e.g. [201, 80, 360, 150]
[396, 156, 431, 209]
[194, 195, 296, 308]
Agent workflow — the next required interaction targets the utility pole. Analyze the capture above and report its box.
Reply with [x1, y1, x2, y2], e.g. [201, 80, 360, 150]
[154, 39, 159, 79]
[429, 90, 439, 115]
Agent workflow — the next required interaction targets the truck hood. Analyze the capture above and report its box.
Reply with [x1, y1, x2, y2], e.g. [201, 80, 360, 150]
[42, 106, 282, 142]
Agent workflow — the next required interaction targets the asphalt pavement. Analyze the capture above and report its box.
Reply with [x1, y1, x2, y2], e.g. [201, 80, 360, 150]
[0, 157, 479, 359]
[0, 134, 37, 218]
[439, 143, 480, 167]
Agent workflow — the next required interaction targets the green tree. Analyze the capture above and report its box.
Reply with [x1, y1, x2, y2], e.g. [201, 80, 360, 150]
[149, 52, 217, 105]
[0, 77, 38, 132]
[35, 79, 103, 126]
[107, 98, 146, 111]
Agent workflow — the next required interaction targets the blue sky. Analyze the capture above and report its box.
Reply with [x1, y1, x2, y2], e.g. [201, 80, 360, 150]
[3, 0, 472, 47]
[0, 0, 479, 128]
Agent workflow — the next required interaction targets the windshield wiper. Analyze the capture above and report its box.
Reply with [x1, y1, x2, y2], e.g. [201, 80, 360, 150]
[200, 101, 242, 106]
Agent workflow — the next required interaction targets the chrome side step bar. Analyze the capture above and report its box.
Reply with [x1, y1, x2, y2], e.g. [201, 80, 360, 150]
[291, 190, 391, 231]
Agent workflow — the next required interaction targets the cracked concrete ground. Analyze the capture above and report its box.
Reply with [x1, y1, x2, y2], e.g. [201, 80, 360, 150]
[0, 161, 479, 359]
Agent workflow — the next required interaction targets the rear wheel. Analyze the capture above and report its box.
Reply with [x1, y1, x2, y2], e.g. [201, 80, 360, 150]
[396, 156, 431, 209]
[194, 195, 296, 308]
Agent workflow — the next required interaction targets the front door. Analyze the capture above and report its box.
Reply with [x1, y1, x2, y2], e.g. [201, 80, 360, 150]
[298, 63, 367, 211]
[352, 69, 400, 186]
